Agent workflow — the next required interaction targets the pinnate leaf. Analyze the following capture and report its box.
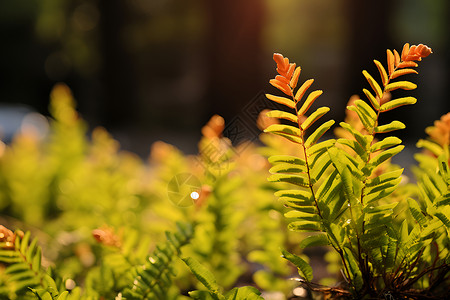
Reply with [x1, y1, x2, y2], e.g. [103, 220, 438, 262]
[265, 94, 295, 109]
[281, 249, 313, 281]
[380, 97, 416, 112]
[385, 81, 417, 92]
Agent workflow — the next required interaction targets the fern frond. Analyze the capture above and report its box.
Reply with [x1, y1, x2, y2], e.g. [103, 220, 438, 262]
[121, 222, 194, 300]
[0, 230, 44, 296]
[183, 256, 263, 300]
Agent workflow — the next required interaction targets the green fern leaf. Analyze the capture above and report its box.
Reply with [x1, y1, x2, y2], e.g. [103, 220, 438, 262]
[385, 81, 417, 92]
[307, 139, 336, 156]
[281, 249, 313, 281]
[269, 163, 305, 174]
[266, 110, 298, 123]
[347, 105, 374, 131]
[363, 88, 380, 110]
[275, 189, 314, 203]
[299, 234, 329, 248]
[365, 177, 402, 197]
[435, 212, 450, 227]
[354, 100, 377, 122]
[343, 248, 363, 290]
[366, 169, 403, 187]
[264, 124, 302, 144]
[225, 286, 263, 300]
[122, 222, 193, 300]
[383, 240, 396, 272]
[337, 138, 367, 159]
[367, 145, 404, 170]
[379, 97, 416, 112]
[294, 79, 314, 102]
[285, 211, 321, 222]
[305, 120, 335, 147]
[328, 223, 346, 245]
[435, 192, 450, 207]
[268, 154, 306, 166]
[300, 107, 330, 130]
[363, 202, 397, 215]
[288, 221, 322, 232]
[287, 205, 317, 215]
[315, 169, 341, 204]
[339, 122, 369, 149]
[416, 139, 443, 157]
[362, 70, 383, 98]
[189, 290, 220, 300]
[298, 90, 323, 116]
[310, 155, 332, 181]
[374, 60, 388, 86]
[370, 137, 402, 152]
[373, 120, 405, 133]
[268, 174, 310, 187]
[182, 257, 222, 297]
[437, 154, 450, 182]
[407, 198, 427, 227]
[364, 184, 398, 204]
[362, 231, 389, 249]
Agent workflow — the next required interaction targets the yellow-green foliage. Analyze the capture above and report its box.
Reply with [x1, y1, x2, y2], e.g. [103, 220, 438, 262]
[0, 43, 448, 300]
[264, 43, 449, 299]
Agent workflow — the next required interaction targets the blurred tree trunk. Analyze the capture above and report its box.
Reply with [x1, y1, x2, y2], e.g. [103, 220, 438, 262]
[97, 0, 137, 128]
[343, 0, 394, 98]
[203, 0, 265, 126]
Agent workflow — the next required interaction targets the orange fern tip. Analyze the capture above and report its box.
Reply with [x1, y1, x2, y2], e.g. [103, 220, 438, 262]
[426, 112, 450, 147]
[273, 53, 289, 74]
[272, 53, 296, 83]
[402, 43, 432, 62]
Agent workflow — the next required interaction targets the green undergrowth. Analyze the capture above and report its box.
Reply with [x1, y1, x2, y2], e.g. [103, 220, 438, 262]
[0, 43, 448, 299]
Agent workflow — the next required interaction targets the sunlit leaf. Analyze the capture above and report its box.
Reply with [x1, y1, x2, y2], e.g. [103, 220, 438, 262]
[363, 88, 380, 110]
[390, 68, 418, 79]
[264, 124, 302, 144]
[281, 249, 313, 281]
[269, 163, 305, 174]
[379, 97, 416, 112]
[266, 110, 298, 123]
[301, 107, 330, 130]
[370, 137, 402, 152]
[407, 198, 427, 227]
[362, 70, 383, 99]
[373, 121, 405, 133]
[265, 94, 295, 109]
[269, 155, 306, 166]
[374, 60, 388, 86]
[368, 145, 404, 170]
[385, 81, 417, 92]
[298, 90, 323, 116]
[182, 257, 222, 295]
[387, 49, 395, 76]
[268, 174, 310, 187]
[289, 66, 301, 89]
[305, 120, 335, 147]
[294, 79, 314, 103]
[300, 234, 329, 248]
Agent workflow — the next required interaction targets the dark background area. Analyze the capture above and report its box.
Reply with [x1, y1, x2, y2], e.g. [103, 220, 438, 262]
[0, 0, 449, 156]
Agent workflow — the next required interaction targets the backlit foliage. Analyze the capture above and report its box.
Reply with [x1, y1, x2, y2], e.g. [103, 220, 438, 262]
[0, 43, 448, 300]
[264, 43, 449, 299]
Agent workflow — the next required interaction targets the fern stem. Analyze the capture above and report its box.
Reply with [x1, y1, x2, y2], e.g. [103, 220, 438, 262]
[290, 91, 323, 220]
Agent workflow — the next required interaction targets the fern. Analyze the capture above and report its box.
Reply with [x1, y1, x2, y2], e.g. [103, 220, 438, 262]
[263, 44, 450, 298]
[120, 222, 194, 300]
[182, 256, 263, 300]
[0, 228, 63, 299]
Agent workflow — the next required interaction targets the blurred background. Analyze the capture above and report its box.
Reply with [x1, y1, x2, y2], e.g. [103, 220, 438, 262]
[0, 0, 449, 156]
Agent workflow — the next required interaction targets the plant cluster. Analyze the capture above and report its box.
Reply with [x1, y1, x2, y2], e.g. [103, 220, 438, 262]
[0, 43, 448, 299]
